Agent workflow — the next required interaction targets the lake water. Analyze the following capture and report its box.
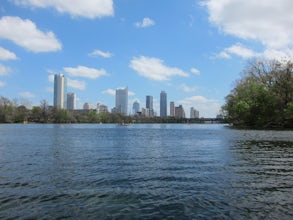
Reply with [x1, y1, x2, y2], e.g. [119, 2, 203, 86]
[0, 124, 292, 219]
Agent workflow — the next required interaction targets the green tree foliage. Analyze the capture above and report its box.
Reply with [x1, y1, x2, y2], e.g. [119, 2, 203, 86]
[223, 60, 293, 128]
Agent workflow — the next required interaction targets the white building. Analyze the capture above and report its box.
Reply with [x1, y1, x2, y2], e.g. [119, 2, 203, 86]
[170, 101, 175, 117]
[190, 107, 199, 119]
[115, 87, 128, 115]
[83, 102, 95, 110]
[54, 74, 67, 109]
[97, 103, 108, 114]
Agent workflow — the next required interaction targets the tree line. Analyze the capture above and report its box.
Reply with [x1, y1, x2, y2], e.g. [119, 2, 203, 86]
[222, 59, 293, 128]
[0, 97, 216, 124]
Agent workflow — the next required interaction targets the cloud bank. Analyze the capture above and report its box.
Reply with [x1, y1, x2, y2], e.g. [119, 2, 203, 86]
[130, 56, 188, 81]
[63, 66, 108, 79]
[0, 16, 61, 53]
[203, 0, 293, 59]
[0, 47, 17, 60]
[13, 0, 114, 19]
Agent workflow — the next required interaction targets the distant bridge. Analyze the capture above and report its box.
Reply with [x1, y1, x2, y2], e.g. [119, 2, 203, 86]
[186, 118, 225, 124]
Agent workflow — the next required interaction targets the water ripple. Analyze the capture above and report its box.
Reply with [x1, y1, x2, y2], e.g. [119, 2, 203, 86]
[0, 124, 292, 219]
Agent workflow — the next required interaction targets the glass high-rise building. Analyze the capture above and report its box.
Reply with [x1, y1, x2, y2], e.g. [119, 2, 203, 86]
[54, 74, 67, 109]
[146, 95, 153, 110]
[160, 91, 167, 117]
[115, 87, 128, 115]
[67, 93, 76, 110]
[132, 101, 140, 114]
[146, 95, 154, 117]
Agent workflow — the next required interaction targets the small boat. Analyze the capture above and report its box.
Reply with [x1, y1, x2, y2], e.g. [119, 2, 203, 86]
[118, 122, 132, 126]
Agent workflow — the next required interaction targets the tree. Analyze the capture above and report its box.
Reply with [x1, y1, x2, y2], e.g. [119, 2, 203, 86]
[0, 96, 14, 123]
[223, 59, 293, 128]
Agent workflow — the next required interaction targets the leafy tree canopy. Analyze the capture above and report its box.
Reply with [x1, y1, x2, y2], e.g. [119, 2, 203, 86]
[222, 60, 293, 128]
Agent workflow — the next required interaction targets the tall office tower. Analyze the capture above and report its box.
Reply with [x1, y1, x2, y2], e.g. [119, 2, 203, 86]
[170, 101, 175, 117]
[146, 95, 154, 117]
[146, 96, 153, 110]
[190, 107, 199, 119]
[115, 87, 128, 115]
[160, 91, 167, 117]
[67, 93, 76, 110]
[54, 74, 67, 109]
[132, 101, 140, 114]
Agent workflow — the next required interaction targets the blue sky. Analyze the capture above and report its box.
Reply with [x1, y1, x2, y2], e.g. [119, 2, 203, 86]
[0, 0, 292, 117]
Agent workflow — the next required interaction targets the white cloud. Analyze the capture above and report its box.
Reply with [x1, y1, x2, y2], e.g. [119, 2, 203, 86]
[102, 89, 115, 96]
[19, 91, 35, 98]
[178, 95, 221, 118]
[202, 0, 293, 59]
[48, 74, 86, 90]
[102, 88, 135, 96]
[48, 74, 54, 83]
[0, 64, 11, 76]
[130, 56, 189, 81]
[0, 16, 61, 53]
[63, 66, 108, 79]
[89, 49, 112, 58]
[181, 84, 197, 93]
[0, 47, 17, 60]
[67, 78, 86, 90]
[217, 43, 259, 59]
[191, 67, 200, 75]
[128, 91, 135, 96]
[0, 81, 5, 87]
[135, 17, 155, 28]
[263, 48, 293, 61]
[13, 0, 114, 19]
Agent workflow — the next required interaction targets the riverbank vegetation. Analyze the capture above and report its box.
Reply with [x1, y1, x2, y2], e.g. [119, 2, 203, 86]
[0, 97, 221, 124]
[222, 59, 293, 128]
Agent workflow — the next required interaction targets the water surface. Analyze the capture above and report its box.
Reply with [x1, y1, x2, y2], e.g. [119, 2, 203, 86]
[0, 124, 292, 219]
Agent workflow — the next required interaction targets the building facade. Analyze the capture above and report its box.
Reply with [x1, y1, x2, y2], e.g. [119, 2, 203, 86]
[132, 101, 140, 115]
[67, 93, 76, 111]
[160, 91, 167, 117]
[97, 103, 108, 114]
[146, 95, 154, 117]
[170, 101, 175, 117]
[190, 107, 199, 119]
[83, 102, 95, 110]
[175, 105, 185, 118]
[54, 74, 67, 109]
[115, 87, 128, 115]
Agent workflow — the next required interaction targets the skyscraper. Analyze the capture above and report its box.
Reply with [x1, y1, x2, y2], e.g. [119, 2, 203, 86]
[146, 95, 154, 117]
[146, 95, 153, 110]
[160, 91, 167, 117]
[115, 87, 128, 115]
[54, 74, 67, 109]
[170, 101, 175, 117]
[67, 93, 76, 110]
[132, 100, 140, 114]
[190, 107, 199, 119]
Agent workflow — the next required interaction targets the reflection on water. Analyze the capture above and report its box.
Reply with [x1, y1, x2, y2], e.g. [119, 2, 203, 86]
[0, 124, 292, 219]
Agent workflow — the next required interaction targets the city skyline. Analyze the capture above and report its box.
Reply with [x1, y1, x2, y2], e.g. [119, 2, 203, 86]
[1, 1, 293, 117]
[52, 73, 199, 118]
